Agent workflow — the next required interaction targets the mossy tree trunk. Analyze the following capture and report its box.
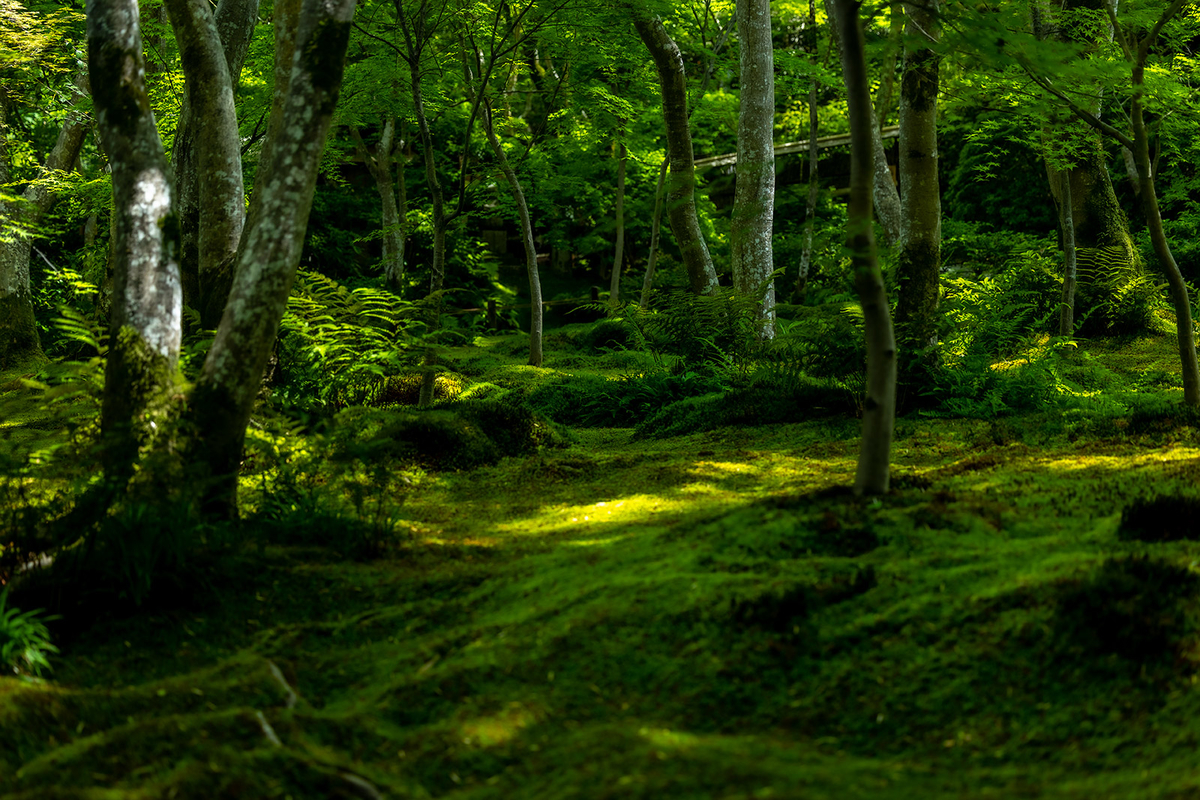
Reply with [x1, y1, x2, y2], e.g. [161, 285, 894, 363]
[639, 156, 669, 307]
[634, 15, 719, 296]
[731, 0, 776, 338]
[168, 0, 258, 328]
[610, 138, 626, 307]
[832, 0, 897, 495]
[88, 0, 183, 476]
[0, 73, 90, 370]
[187, 0, 357, 516]
[1058, 169, 1077, 336]
[795, 0, 819, 304]
[895, 0, 941, 355]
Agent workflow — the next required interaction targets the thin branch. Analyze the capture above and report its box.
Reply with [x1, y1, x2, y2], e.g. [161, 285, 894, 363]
[1022, 63, 1135, 150]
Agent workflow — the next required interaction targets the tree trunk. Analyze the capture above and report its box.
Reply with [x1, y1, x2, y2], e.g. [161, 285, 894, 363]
[0, 73, 91, 369]
[895, 0, 940, 353]
[187, 0, 357, 516]
[1131, 73, 1199, 406]
[832, 0, 897, 496]
[89, 0, 183, 475]
[481, 102, 543, 366]
[795, 0, 819, 304]
[1058, 169, 1077, 337]
[165, 0, 255, 328]
[352, 117, 405, 293]
[640, 156, 669, 307]
[731, 0, 776, 338]
[634, 16, 719, 296]
[610, 139, 626, 307]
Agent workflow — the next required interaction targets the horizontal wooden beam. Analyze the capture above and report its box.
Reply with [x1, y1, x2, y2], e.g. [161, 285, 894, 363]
[694, 125, 900, 170]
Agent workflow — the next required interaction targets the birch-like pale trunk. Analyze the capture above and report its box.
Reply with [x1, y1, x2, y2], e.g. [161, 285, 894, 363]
[0, 74, 91, 368]
[895, 0, 941, 352]
[88, 0, 183, 474]
[481, 101, 543, 366]
[1058, 169, 1077, 336]
[165, 0, 256, 328]
[634, 16, 719, 296]
[610, 139, 626, 307]
[187, 0, 357, 516]
[832, 0, 897, 495]
[731, 0, 776, 338]
[640, 156, 669, 307]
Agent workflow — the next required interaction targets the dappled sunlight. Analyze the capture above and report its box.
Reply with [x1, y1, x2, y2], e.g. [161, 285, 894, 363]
[459, 702, 540, 747]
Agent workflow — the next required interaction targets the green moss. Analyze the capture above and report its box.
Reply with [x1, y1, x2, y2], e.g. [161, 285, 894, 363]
[0, 294, 44, 371]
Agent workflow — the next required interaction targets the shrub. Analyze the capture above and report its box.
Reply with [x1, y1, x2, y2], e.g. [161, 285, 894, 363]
[0, 589, 57, 677]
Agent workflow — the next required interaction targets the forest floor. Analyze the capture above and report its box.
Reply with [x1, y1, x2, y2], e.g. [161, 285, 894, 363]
[3, 329, 1200, 798]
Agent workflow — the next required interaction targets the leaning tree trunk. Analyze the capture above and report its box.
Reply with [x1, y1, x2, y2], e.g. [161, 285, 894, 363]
[481, 101, 543, 366]
[731, 0, 776, 339]
[634, 16, 719, 296]
[832, 0, 897, 496]
[165, 0, 255, 328]
[895, 0, 941, 354]
[89, 0, 183, 476]
[187, 0, 357, 517]
[0, 73, 91, 369]
[610, 138, 626, 307]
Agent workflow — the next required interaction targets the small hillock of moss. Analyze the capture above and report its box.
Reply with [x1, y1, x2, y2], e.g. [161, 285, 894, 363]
[332, 398, 566, 471]
[1054, 555, 1200, 665]
[634, 382, 853, 439]
[1118, 495, 1200, 542]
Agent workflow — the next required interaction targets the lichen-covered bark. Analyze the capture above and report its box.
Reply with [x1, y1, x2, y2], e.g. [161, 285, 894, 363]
[189, 0, 357, 516]
[89, 0, 183, 473]
[832, 0, 897, 496]
[634, 16, 719, 296]
[731, 0, 776, 338]
[168, 0, 258, 327]
[895, 0, 941, 352]
[0, 72, 90, 368]
[481, 102, 543, 367]
[610, 140, 626, 307]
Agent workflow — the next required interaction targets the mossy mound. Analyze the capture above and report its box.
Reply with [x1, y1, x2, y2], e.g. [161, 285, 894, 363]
[1118, 494, 1200, 542]
[635, 382, 854, 439]
[332, 398, 565, 471]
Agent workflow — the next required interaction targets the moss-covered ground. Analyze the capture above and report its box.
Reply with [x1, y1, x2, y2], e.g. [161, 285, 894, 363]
[3, 330, 1200, 798]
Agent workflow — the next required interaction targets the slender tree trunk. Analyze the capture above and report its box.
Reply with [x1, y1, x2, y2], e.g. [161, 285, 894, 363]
[481, 102, 543, 366]
[832, 0, 897, 496]
[731, 0, 776, 338]
[89, 0, 183, 476]
[640, 156, 669, 307]
[634, 16, 719, 296]
[1058, 169, 1077, 337]
[895, 0, 941, 352]
[165, 0, 255, 328]
[1131, 79, 1198, 406]
[187, 0, 357, 516]
[0, 73, 91, 369]
[796, 0, 819, 304]
[610, 139, 626, 307]
[352, 117, 405, 293]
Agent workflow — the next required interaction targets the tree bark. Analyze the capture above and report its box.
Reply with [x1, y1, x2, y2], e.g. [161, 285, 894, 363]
[89, 0, 183, 475]
[731, 0, 776, 338]
[481, 101, 543, 366]
[1058, 169, 1077, 337]
[610, 139, 626, 307]
[895, 0, 940, 352]
[165, 0, 256, 328]
[795, 0, 819, 304]
[187, 0, 357, 516]
[832, 0, 897, 496]
[1, 74, 91, 369]
[640, 156, 669, 307]
[351, 117, 405, 293]
[634, 15, 719, 296]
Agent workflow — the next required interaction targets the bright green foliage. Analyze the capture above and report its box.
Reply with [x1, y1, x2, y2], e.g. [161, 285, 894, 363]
[0, 588, 57, 677]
